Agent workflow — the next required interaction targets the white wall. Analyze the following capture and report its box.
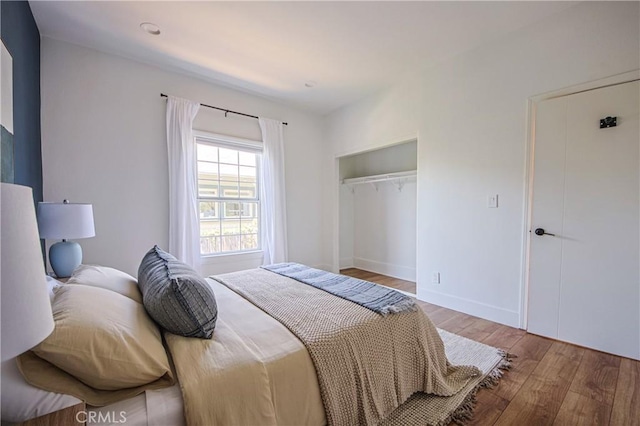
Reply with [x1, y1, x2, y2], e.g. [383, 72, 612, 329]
[41, 38, 326, 277]
[325, 1, 640, 327]
[351, 182, 417, 281]
[338, 189, 354, 269]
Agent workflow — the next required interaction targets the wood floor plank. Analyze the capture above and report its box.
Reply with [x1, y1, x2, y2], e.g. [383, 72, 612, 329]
[345, 270, 377, 280]
[467, 390, 510, 426]
[569, 349, 620, 405]
[379, 279, 415, 293]
[509, 332, 554, 362]
[553, 390, 612, 426]
[610, 358, 640, 426]
[415, 300, 442, 314]
[482, 325, 527, 351]
[531, 341, 584, 379]
[456, 317, 502, 343]
[340, 268, 370, 278]
[494, 341, 584, 426]
[357, 272, 379, 280]
[490, 357, 537, 402]
[394, 283, 415, 293]
[427, 307, 464, 327]
[376, 277, 415, 293]
[374, 276, 397, 285]
[489, 332, 554, 401]
[342, 268, 375, 279]
[437, 312, 478, 335]
[340, 268, 417, 293]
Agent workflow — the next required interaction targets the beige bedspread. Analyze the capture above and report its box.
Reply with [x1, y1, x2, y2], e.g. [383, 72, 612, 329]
[212, 268, 479, 426]
[164, 278, 325, 426]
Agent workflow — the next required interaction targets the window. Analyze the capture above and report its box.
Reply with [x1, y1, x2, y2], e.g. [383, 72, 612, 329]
[196, 133, 261, 256]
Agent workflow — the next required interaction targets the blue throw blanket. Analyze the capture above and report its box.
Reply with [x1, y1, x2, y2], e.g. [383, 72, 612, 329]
[261, 263, 416, 315]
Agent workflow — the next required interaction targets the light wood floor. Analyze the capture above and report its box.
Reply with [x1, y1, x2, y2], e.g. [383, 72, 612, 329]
[341, 268, 416, 294]
[340, 268, 640, 426]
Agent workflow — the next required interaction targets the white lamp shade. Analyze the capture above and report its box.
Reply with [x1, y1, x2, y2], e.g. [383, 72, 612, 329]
[1, 184, 55, 361]
[37, 202, 95, 240]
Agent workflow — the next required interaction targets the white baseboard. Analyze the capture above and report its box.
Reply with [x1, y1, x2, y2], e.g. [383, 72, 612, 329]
[339, 257, 354, 269]
[417, 288, 520, 328]
[353, 257, 416, 282]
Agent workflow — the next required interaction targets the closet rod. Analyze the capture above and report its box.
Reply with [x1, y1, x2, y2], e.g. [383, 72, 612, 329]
[160, 93, 288, 126]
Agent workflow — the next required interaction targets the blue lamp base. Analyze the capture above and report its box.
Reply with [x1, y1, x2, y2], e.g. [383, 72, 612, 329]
[49, 241, 83, 278]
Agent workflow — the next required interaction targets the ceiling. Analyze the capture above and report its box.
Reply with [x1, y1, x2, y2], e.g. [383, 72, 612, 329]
[30, 1, 578, 114]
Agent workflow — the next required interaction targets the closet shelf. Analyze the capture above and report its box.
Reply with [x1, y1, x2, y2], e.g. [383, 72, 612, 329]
[342, 170, 416, 192]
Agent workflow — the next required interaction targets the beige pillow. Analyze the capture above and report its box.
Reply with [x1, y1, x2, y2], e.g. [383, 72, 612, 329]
[32, 285, 172, 391]
[67, 264, 142, 303]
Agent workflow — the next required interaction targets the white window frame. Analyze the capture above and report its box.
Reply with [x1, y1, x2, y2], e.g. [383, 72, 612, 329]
[194, 130, 263, 258]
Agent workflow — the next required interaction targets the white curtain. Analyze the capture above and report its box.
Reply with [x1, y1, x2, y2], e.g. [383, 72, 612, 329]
[259, 117, 288, 264]
[166, 96, 201, 269]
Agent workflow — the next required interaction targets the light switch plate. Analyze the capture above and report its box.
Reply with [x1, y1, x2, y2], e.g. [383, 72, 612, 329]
[488, 194, 499, 208]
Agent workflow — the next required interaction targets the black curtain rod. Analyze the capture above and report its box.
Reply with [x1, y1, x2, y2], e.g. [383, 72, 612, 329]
[160, 93, 288, 126]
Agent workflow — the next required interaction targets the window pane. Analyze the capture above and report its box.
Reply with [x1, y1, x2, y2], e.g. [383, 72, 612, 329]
[199, 201, 218, 219]
[198, 161, 218, 175]
[197, 144, 218, 162]
[241, 217, 258, 234]
[219, 164, 238, 181]
[223, 201, 241, 218]
[241, 234, 258, 250]
[198, 179, 219, 197]
[219, 148, 238, 164]
[239, 166, 256, 182]
[239, 151, 256, 166]
[201, 219, 221, 237]
[220, 235, 241, 252]
[240, 202, 257, 218]
[238, 183, 257, 199]
[200, 236, 220, 255]
[220, 182, 239, 198]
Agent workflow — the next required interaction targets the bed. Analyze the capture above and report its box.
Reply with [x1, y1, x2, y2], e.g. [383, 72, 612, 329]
[10, 257, 483, 426]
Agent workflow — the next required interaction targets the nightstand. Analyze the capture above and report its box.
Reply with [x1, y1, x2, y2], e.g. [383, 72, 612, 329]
[19, 403, 85, 426]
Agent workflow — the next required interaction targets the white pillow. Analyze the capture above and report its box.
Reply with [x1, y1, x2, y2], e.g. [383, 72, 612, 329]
[0, 277, 78, 422]
[1, 358, 82, 422]
[45, 275, 62, 303]
[67, 264, 142, 303]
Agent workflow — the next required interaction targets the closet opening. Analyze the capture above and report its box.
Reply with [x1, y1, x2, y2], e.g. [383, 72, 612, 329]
[338, 139, 417, 295]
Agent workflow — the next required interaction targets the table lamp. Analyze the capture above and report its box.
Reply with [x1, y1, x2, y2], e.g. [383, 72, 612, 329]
[1, 183, 55, 361]
[37, 200, 95, 278]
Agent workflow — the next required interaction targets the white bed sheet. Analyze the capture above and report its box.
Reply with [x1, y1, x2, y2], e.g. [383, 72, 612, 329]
[88, 384, 184, 426]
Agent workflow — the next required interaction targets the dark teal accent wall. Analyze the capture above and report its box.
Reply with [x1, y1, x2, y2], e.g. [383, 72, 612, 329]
[1, 0, 42, 204]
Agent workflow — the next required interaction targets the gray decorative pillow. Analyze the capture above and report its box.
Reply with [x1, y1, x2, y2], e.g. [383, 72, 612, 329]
[137, 246, 217, 339]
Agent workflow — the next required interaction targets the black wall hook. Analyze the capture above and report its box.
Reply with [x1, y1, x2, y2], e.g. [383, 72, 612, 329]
[600, 116, 617, 129]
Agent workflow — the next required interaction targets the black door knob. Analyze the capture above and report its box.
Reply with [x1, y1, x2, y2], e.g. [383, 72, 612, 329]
[534, 228, 555, 236]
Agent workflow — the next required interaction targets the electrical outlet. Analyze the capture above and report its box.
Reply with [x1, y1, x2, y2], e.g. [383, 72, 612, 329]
[431, 272, 440, 284]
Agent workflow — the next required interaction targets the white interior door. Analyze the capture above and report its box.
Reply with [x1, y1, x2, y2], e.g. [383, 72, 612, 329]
[528, 80, 640, 360]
